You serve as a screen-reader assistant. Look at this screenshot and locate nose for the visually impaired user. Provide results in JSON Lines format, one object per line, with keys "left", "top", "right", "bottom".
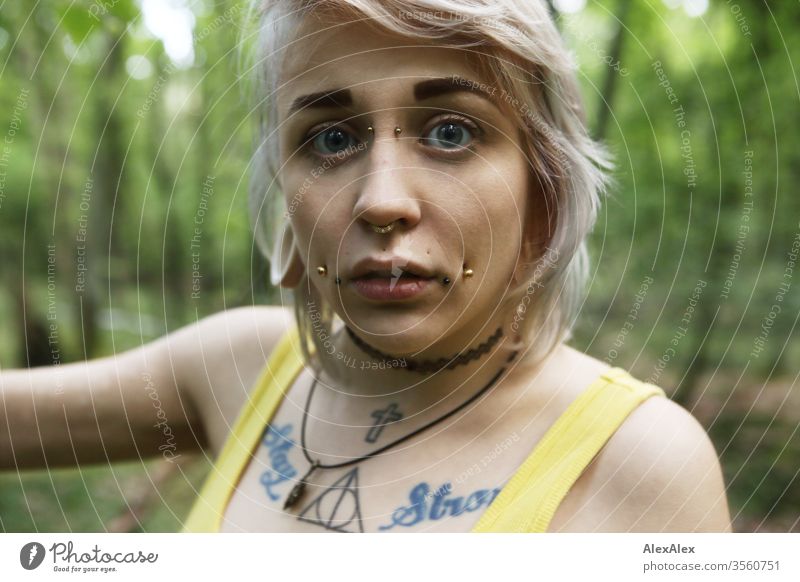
{"left": 351, "top": 140, "right": 422, "bottom": 231}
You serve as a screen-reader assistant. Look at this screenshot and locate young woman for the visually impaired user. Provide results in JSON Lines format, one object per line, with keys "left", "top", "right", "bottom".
{"left": 0, "top": 0, "right": 731, "bottom": 533}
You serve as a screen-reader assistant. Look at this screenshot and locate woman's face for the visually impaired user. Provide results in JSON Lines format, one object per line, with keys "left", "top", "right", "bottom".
{"left": 277, "top": 16, "right": 535, "bottom": 354}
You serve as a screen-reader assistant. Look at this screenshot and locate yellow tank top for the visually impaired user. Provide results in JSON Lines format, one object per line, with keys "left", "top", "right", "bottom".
{"left": 183, "top": 325, "right": 666, "bottom": 533}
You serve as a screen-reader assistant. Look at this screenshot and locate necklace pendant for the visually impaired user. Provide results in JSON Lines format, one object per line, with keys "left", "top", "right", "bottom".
{"left": 283, "top": 481, "right": 306, "bottom": 510}
{"left": 283, "top": 460, "right": 320, "bottom": 510}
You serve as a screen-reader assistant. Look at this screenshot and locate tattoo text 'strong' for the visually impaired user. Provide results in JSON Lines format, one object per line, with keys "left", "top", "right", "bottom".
{"left": 259, "top": 423, "right": 298, "bottom": 501}
{"left": 378, "top": 481, "right": 503, "bottom": 530}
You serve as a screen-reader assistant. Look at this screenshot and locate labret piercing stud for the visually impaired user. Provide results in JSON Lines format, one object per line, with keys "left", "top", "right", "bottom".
{"left": 319, "top": 265, "right": 342, "bottom": 285}
{"left": 442, "top": 265, "right": 473, "bottom": 286}
{"left": 394, "top": 126, "right": 402, "bottom": 136}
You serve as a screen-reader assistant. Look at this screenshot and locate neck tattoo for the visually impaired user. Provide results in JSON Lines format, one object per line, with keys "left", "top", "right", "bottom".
{"left": 365, "top": 403, "right": 404, "bottom": 443}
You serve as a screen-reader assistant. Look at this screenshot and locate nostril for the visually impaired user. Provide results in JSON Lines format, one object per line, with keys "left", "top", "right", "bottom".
{"left": 368, "top": 220, "right": 401, "bottom": 234}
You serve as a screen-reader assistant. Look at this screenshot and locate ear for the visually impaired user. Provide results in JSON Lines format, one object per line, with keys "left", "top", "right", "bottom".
{"left": 513, "top": 175, "right": 555, "bottom": 286}
{"left": 270, "top": 221, "right": 305, "bottom": 288}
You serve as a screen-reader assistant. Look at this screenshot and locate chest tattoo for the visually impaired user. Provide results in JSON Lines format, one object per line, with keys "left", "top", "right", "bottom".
{"left": 378, "top": 481, "right": 503, "bottom": 530}
{"left": 296, "top": 467, "right": 365, "bottom": 533}
{"left": 259, "top": 423, "right": 298, "bottom": 501}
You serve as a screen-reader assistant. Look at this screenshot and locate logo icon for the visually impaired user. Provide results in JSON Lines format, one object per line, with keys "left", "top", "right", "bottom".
{"left": 389, "top": 237, "right": 416, "bottom": 291}
{"left": 20, "top": 542, "right": 46, "bottom": 570}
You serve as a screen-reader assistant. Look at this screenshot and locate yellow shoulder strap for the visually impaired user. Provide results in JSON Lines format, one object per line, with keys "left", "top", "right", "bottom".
{"left": 472, "top": 368, "right": 665, "bottom": 533}
{"left": 182, "top": 325, "right": 305, "bottom": 532}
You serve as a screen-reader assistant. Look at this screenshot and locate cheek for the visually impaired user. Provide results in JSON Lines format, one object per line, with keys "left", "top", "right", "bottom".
{"left": 467, "top": 163, "right": 528, "bottom": 250}
{"left": 463, "top": 160, "right": 528, "bottom": 284}
{"left": 284, "top": 174, "right": 353, "bottom": 260}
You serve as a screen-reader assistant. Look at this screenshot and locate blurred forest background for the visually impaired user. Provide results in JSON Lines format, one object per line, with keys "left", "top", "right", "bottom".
{"left": 0, "top": 0, "right": 797, "bottom": 532}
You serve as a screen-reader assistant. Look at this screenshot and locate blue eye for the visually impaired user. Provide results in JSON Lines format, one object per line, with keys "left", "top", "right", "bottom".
{"left": 311, "top": 126, "right": 359, "bottom": 156}
{"left": 423, "top": 121, "right": 474, "bottom": 149}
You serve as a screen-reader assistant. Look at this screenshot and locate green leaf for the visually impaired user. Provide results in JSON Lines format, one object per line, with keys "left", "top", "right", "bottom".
{"left": 58, "top": 4, "right": 99, "bottom": 42}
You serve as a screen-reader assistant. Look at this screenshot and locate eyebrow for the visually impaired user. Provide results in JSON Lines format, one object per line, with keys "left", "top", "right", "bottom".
{"left": 287, "top": 76, "right": 497, "bottom": 115}
{"left": 288, "top": 88, "right": 354, "bottom": 115}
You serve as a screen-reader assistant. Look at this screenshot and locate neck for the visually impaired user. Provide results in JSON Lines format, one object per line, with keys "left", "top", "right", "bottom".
{"left": 321, "top": 312, "right": 522, "bottom": 408}
{"left": 345, "top": 324, "right": 505, "bottom": 374}
{"left": 302, "top": 313, "right": 528, "bottom": 466}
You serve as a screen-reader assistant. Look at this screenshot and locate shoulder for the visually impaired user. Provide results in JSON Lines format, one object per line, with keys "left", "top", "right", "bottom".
{"left": 167, "top": 305, "right": 295, "bottom": 452}
{"left": 594, "top": 383, "right": 732, "bottom": 532}
{"left": 168, "top": 305, "right": 294, "bottom": 373}
{"left": 535, "top": 349, "right": 731, "bottom": 532}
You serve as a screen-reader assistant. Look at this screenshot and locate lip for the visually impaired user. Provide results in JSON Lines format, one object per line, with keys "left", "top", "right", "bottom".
{"left": 351, "top": 276, "right": 434, "bottom": 301}
{"left": 350, "top": 256, "right": 435, "bottom": 279}
{"left": 349, "top": 256, "right": 436, "bottom": 302}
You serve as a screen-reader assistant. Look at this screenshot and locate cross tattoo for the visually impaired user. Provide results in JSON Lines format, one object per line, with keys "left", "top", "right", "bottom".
{"left": 365, "top": 403, "right": 404, "bottom": 443}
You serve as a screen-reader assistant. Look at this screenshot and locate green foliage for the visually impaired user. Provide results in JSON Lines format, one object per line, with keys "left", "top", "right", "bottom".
{"left": 0, "top": 0, "right": 796, "bottom": 532}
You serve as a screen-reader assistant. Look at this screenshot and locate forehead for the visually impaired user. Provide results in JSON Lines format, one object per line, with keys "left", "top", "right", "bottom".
{"left": 278, "top": 16, "right": 490, "bottom": 114}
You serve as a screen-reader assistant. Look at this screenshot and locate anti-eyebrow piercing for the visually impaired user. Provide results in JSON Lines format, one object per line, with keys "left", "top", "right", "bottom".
{"left": 463, "top": 265, "right": 474, "bottom": 279}
{"left": 442, "top": 276, "right": 451, "bottom": 286}
{"left": 317, "top": 265, "right": 328, "bottom": 277}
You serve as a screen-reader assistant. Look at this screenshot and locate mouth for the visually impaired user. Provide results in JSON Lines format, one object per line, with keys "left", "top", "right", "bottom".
{"left": 350, "top": 256, "right": 435, "bottom": 280}
{"left": 350, "top": 275, "right": 434, "bottom": 301}
{"left": 354, "top": 270, "right": 434, "bottom": 281}
{"left": 349, "top": 270, "right": 436, "bottom": 301}
{"left": 347, "top": 256, "right": 439, "bottom": 301}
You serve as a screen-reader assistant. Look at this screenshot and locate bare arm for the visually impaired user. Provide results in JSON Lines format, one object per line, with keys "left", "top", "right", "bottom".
{"left": 0, "top": 305, "right": 293, "bottom": 470}
{"left": 0, "top": 329, "right": 204, "bottom": 470}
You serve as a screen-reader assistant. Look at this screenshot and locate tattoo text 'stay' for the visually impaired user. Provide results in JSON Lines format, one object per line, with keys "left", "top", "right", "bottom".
{"left": 259, "top": 423, "right": 297, "bottom": 501}
{"left": 378, "top": 481, "right": 502, "bottom": 530}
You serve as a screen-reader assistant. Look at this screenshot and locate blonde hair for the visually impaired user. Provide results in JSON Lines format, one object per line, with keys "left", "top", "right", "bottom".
{"left": 245, "top": 0, "right": 612, "bottom": 378}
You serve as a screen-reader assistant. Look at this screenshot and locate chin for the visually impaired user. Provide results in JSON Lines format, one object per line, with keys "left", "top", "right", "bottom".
{"left": 344, "top": 313, "right": 449, "bottom": 354}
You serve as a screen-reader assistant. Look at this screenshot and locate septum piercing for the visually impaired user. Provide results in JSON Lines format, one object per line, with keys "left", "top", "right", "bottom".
{"left": 371, "top": 221, "right": 397, "bottom": 234}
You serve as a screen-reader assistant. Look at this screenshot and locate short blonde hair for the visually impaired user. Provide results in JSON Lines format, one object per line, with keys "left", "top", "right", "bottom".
{"left": 246, "top": 0, "right": 612, "bottom": 377}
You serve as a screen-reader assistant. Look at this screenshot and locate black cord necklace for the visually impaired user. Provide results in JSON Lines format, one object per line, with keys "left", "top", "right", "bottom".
{"left": 283, "top": 348, "right": 520, "bottom": 510}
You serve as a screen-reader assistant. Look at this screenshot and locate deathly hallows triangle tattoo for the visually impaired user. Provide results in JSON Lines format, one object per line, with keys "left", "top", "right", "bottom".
{"left": 297, "top": 467, "right": 365, "bottom": 533}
